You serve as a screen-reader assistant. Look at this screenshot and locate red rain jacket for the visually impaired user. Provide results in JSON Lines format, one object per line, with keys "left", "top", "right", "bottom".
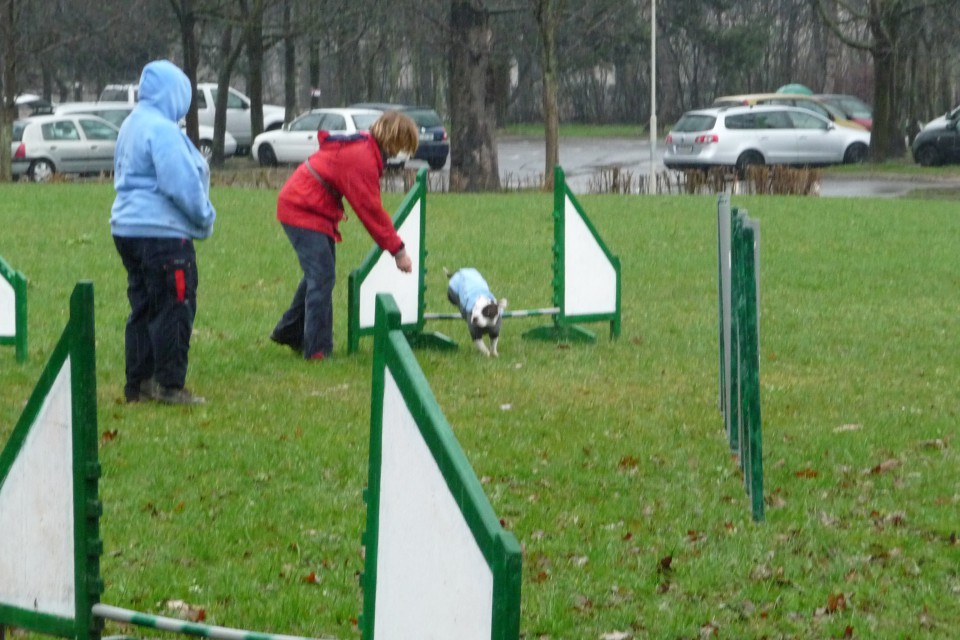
{"left": 276, "top": 131, "right": 404, "bottom": 255}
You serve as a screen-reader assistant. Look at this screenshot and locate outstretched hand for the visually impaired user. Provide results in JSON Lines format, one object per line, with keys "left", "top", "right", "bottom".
{"left": 395, "top": 252, "right": 413, "bottom": 273}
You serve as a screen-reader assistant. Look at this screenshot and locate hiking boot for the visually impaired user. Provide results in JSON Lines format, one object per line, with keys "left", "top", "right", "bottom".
{"left": 125, "top": 378, "right": 159, "bottom": 403}
{"left": 156, "top": 386, "right": 206, "bottom": 405}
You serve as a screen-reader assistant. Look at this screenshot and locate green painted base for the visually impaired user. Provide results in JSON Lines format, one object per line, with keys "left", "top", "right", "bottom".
{"left": 404, "top": 330, "right": 459, "bottom": 351}
{"left": 521, "top": 324, "right": 597, "bottom": 343}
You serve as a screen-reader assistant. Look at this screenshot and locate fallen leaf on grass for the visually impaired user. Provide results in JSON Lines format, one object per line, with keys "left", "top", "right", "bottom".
{"left": 164, "top": 599, "right": 206, "bottom": 622}
{"left": 656, "top": 555, "right": 674, "bottom": 576}
{"left": 833, "top": 423, "right": 862, "bottom": 433}
{"left": 868, "top": 458, "right": 900, "bottom": 474}
{"left": 100, "top": 429, "right": 119, "bottom": 444}
{"left": 572, "top": 594, "right": 593, "bottom": 613}
{"left": 794, "top": 468, "right": 818, "bottom": 478}
{"left": 917, "top": 438, "right": 947, "bottom": 450}
{"left": 699, "top": 621, "right": 719, "bottom": 638}
{"left": 600, "top": 632, "right": 632, "bottom": 640}
{"left": 301, "top": 571, "right": 319, "bottom": 584}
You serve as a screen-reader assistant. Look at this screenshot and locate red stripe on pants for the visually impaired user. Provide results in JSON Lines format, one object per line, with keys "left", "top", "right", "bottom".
{"left": 175, "top": 269, "right": 186, "bottom": 302}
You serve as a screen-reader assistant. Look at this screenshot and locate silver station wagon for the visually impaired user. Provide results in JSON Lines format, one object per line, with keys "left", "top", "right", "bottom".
{"left": 12, "top": 114, "right": 119, "bottom": 182}
{"left": 663, "top": 105, "right": 870, "bottom": 174}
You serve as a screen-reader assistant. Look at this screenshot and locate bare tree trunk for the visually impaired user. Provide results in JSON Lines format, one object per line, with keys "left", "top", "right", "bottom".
{"left": 449, "top": 1, "right": 500, "bottom": 192}
{"left": 1, "top": 0, "right": 18, "bottom": 182}
{"left": 244, "top": 1, "right": 266, "bottom": 143}
{"left": 283, "top": 0, "right": 297, "bottom": 124}
{"left": 213, "top": 23, "right": 244, "bottom": 167}
{"left": 171, "top": 0, "right": 201, "bottom": 146}
{"left": 536, "top": 0, "right": 560, "bottom": 191}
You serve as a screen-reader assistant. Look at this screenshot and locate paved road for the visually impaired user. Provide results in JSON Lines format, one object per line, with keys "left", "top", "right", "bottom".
{"left": 420, "top": 136, "right": 955, "bottom": 197}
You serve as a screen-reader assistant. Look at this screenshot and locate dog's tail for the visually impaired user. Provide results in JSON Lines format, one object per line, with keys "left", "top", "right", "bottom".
{"left": 442, "top": 266, "right": 453, "bottom": 279}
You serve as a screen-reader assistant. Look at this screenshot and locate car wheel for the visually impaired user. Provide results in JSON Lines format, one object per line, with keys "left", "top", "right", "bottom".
{"left": 29, "top": 159, "right": 55, "bottom": 182}
{"left": 199, "top": 140, "right": 214, "bottom": 162}
{"left": 257, "top": 145, "right": 278, "bottom": 167}
{"left": 914, "top": 144, "right": 940, "bottom": 167}
{"left": 735, "top": 151, "right": 763, "bottom": 177}
{"left": 843, "top": 142, "right": 868, "bottom": 164}
{"left": 428, "top": 157, "right": 447, "bottom": 170}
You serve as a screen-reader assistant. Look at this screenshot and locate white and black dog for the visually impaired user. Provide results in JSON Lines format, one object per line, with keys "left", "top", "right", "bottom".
{"left": 445, "top": 267, "right": 507, "bottom": 357}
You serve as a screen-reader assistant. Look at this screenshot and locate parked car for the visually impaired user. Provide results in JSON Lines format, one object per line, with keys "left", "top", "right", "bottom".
{"left": 712, "top": 93, "right": 867, "bottom": 130}
{"left": 54, "top": 101, "right": 237, "bottom": 160}
{"left": 815, "top": 94, "right": 873, "bottom": 130}
{"left": 911, "top": 106, "right": 960, "bottom": 166}
{"left": 350, "top": 103, "right": 450, "bottom": 169}
{"left": 663, "top": 105, "right": 870, "bottom": 174}
{"left": 251, "top": 107, "right": 382, "bottom": 166}
{"left": 12, "top": 114, "right": 119, "bottom": 182}
{"left": 99, "top": 82, "right": 285, "bottom": 154}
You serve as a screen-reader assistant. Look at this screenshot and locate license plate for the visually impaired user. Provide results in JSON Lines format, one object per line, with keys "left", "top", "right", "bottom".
{"left": 419, "top": 133, "right": 435, "bottom": 142}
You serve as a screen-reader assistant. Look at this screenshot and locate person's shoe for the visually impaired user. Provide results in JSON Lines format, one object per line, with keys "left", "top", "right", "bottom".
{"left": 307, "top": 352, "right": 325, "bottom": 361}
{"left": 156, "top": 386, "right": 206, "bottom": 405}
{"left": 125, "top": 378, "right": 159, "bottom": 403}
{"left": 270, "top": 330, "right": 303, "bottom": 354}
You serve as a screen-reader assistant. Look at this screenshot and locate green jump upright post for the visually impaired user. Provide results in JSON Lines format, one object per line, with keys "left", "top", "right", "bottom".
{"left": 524, "top": 165, "right": 621, "bottom": 343}
{"left": 737, "top": 222, "right": 764, "bottom": 522}
{"left": 0, "top": 282, "right": 103, "bottom": 640}
{"left": 347, "top": 167, "right": 456, "bottom": 354}
{"left": 729, "top": 210, "right": 764, "bottom": 522}
{"left": 361, "top": 293, "right": 522, "bottom": 639}
{"left": 0, "top": 256, "right": 28, "bottom": 363}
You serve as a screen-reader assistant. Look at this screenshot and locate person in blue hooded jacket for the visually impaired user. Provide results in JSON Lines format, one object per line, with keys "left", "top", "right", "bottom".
{"left": 111, "top": 59, "right": 216, "bottom": 405}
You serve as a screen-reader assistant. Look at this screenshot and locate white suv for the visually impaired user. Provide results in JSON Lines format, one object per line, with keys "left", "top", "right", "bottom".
{"left": 663, "top": 105, "right": 870, "bottom": 174}
{"left": 99, "top": 83, "right": 285, "bottom": 154}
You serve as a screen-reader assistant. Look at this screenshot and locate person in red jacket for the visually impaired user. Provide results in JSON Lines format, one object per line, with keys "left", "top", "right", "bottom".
{"left": 270, "top": 110, "right": 417, "bottom": 360}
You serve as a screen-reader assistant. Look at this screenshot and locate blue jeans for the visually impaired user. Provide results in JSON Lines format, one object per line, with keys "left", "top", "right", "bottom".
{"left": 273, "top": 225, "right": 336, "bottom": 358}
{"left": 113, "top": 236, "right": 198, "bottom": 398}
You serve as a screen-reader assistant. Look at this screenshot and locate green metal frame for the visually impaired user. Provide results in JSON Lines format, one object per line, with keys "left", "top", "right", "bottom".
{"left": 347, "top": 168, "right": 455, "bottom": 354}
{"left": 361, "top": 294, "right": 522, "bottom": 640}
{"left": 719, "top": 200, "right": 765, "bottom": 523}
{"left": 0, "top": 256, "right": 28, "bottom": 363}
{"left": 523, "top": 165, "right": 622, "bottom": 343}
{"left": 0, "top": 282, "right": 103, "bottom": 639}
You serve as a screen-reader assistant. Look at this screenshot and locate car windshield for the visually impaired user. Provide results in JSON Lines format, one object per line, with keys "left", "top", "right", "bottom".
{"left": 353, "top": 113, "right": 379, "bottom": 130}
{"left": 404, "top": 109, "right": 443, "bottom": 128}
{"left": 290, "top": 113, "right": 323, "bottom": 131}
{"left": 672, "top": 114, "right": 716, "bottom": 132}
{"left": 826, "top": 96, "right": 872, "bottom": 118}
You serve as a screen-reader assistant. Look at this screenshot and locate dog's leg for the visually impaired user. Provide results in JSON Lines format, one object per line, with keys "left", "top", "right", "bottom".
{"left": 473, "top": 339, "right": 491, "bottom": 357}
{"left": 490, "top": 336, "right": 499, "bottom": 357}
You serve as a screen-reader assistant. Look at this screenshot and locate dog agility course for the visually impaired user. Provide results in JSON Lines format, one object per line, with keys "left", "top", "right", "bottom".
{"left": 0, "top": 283, "right": 521, "bottom": 640}
{"left": 346, "top": 166, "right": 621, "bottom": 354}
{"left": 0, "top": 255, "right": 28, "bottom": 363}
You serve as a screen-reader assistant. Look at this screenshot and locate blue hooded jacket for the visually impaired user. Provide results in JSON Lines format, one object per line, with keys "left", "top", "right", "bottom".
{"left": 448, "top": 268, "right": 496, "bottom": 316}
{"left": 111, "top": 60, "right": 216, "bottom": 239}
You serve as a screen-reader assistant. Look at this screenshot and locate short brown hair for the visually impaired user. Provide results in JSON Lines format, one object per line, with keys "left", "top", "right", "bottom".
{"left": 369, "top": 111, "right": 419, "bottom": 158}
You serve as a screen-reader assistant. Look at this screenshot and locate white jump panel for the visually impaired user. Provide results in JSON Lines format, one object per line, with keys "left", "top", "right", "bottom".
{"left": 0, "top": 359, "right": 76, "bottom": 617}
{"left": 0, "top": 275, "right": 14, "bottom": 337}
{"left": 374, "top": 370, "right": 493, "bottom": 640}
{"left": 358, "top": 201, "right": 422, "bottom": 330}
{"left": 563, "top": 195, "right": 617, "bottom": 316}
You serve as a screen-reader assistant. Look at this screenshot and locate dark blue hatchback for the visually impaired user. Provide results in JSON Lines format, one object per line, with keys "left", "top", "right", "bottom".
{"left": 350, "top": 103, "right": 449, "bottom": 169}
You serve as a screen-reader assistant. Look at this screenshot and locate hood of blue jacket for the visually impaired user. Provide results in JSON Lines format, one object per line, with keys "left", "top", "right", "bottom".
{"left": 139, "top": 60, "right": 191, "bottom": 123}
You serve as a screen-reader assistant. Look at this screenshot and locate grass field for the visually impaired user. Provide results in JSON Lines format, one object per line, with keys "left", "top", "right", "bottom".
{"left": 1, "top": 183, "right": 959, "bottom": 640}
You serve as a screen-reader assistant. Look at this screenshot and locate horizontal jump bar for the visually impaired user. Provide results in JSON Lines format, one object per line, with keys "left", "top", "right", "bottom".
{"left": 93, "top": 604, "right": 333, "bottom": 640}
{"left": 423, "top": 307, "right": 560, "bottom": 320}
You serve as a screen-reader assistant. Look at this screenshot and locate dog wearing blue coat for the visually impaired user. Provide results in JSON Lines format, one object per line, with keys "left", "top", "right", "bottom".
{"left": 444, "top": 267, "right": 507, "bottom": 357}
